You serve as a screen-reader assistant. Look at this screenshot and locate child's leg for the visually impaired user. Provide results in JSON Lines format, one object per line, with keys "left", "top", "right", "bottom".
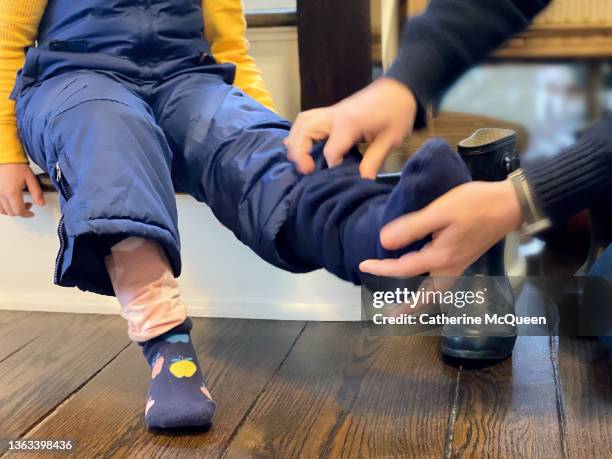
{"left": 278, "top": 138, "right": 471, "bottom": 283}
{"left": 105, "top": 237, "right": 215, "bottom": 429}
{"left": 105, "top": 237, "right": 187, "bottom": 342}
{"left": 153, "top": 74, "right": 470, "bottom": 284}
{"left": 17, "top": 72, "right": 212, "bottom": 429}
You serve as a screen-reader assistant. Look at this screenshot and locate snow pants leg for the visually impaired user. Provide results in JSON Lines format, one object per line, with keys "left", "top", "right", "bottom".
{"left": 16, "top": 71, "right": 181, "bottom": 295}
{"left": 152, "top": 74, "right": 416, "bottom": 283}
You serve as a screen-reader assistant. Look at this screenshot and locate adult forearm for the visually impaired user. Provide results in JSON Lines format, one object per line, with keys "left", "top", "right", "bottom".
{"left": 387, "top": 0, "right": 550, "bottom": 126}
{"left": 523, "top": 114, "right": 612, "bottom": 225}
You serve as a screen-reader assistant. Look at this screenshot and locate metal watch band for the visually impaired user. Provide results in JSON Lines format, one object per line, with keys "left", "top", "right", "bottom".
{"left": 508, "top": 168, "right": 551, "bottom": 239}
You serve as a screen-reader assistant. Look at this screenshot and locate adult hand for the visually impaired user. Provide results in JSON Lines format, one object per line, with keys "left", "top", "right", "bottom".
{"left": 284, "top": 77, "right": 418, "bottom": 179}
{"left": 360, "top": 180, "right": 524, "bottom": 277}
{"left": 0, "top": 163, "right": 46, "bottom": 218}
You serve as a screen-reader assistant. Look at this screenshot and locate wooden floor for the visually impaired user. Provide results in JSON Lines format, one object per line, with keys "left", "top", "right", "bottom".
{"left": 0, "top": 310, "right": 610, "bottom": 459}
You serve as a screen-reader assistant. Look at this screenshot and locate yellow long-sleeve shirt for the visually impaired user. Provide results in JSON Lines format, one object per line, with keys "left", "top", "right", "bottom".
{"left": 0, "top": 0, "right": 275, "bottom": 165}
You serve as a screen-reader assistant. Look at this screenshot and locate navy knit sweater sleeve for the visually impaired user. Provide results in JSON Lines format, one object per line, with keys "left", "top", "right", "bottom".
{"left": 523, "top": 114, "right": 612, "bottom": 224}
{"left": 387, "top": 0, "right": 550, "bottom": 126}
{"left": 386, "top": 0, "right": 612, "bottom": 224}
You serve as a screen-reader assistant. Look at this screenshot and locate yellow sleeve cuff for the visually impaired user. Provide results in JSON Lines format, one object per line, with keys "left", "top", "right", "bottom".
{"left": 202, "top": 0, "right": 276, "bottom": 112}
{"left": 0, "top": 123, "right": 28, "bottom": 164}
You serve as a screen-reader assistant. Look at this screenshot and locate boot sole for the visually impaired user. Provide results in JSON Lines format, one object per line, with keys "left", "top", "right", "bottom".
{"left": 441, "top": 335, "right": 517, "bottom": 360}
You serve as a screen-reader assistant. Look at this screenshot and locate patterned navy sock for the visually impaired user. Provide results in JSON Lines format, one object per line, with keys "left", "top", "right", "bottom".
{"left": 140, "top": 318, "right": 215, "bottom": 429}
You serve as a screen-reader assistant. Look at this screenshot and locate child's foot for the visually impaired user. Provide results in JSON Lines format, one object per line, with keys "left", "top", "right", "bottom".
{"left": 377, "top": 138, "right": 472, "bottom": 259}
{"left": 140, "top": 318, "right": 216, "bottom": 429}
{"left": 342, "top": 138, "right": 472, "bottom": 280}
{"left": 276, "top": 138, "right": 471, "bottom": 284}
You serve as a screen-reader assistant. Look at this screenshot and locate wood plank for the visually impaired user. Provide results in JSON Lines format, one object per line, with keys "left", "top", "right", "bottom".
{"left": 17, "top": 319, "right": 305, "bottom": 459}
{"left": 225, "top": 322, "right": 457, "bottom": 458}
{"left": 0, "top": 313, "right": 129, "bottom": 453}
{"left": 557, "top": 337, "right": 612, "bottom": 458}
{"left": 296, "top": 0, "right": 372, "bottom": 110}
{"left": 449, "top": 336, "right": 563, "bottom": 458}
{"left": 246, "top": 10, "right": 297, "bottom": 28}
{"left": 0, "top": 311, "right": 55, "bottom": 362}
{"left": 0, "top": 311, "right": 98, "bottom": 362}
{"left": 405, "top": 1, "right": 612, "bottom": 59}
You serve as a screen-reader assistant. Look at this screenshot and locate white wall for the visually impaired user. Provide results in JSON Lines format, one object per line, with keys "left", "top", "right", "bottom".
{"left": 247, "top": 26, "right": 301, "bottom": 120}
{"left": 244, "top": 0, "right": 296, "bottom": 13}
{"left": 0, "top": 194, "right": 361, "bottom": 320}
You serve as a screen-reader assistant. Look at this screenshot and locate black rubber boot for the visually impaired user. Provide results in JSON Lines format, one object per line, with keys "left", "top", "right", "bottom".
{"left": 441, "top": 128, "right": 520, "bottom": 360}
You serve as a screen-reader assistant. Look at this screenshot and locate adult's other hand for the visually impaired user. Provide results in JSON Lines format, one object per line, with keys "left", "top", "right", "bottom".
{"left": 284, "top": 77, "right": 417, "bottom": 179}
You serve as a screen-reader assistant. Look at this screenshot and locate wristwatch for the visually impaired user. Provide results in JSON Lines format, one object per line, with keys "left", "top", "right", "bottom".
{"left": 508, "top": 168, "right": 551, "bottom": 239}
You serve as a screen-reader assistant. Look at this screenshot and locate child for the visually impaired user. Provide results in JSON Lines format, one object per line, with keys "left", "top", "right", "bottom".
{"left": 0, "top": 0, "right": 470, "bottom": 429}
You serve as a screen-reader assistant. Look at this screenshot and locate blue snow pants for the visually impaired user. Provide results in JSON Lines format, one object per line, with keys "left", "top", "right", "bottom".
{"left": 15, "top": 70, "right": 399, "bottom": 295}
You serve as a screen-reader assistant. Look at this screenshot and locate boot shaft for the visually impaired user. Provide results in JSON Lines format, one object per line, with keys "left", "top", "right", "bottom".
{"left": 458, "top": 128, "right": 520, "bottom": 182}
{"left": 458, "top": 128, "right": 520, "bottom": 276}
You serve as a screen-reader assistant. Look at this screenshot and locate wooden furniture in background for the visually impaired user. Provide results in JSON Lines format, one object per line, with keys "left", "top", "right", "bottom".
{"left": 404, "top": 0, "right": 612, "bottom": 119}
{"left": 245, "top": 9, "right": 296, "bottom": 29}
{"left": 496, "top": 1, "right": 612, "bottom": 59}
{"left": 296, "top": 0, "right": 612, "bottom": 113}
{"left": 374, "top": 111, "right": 529, "bottom": 173}
{"left": 296, "top": 0, "right": 373, "bottom": 110}
{"left": 405, "top": 0, "right": 612, "bottom": 59}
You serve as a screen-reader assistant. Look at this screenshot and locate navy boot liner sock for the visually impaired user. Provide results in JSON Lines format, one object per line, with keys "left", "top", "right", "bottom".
{"left": 140, "top": 318, "right": 216, "bottom": 429}
{"left": 279, "top": 139, "right": 472, "bottom": 284}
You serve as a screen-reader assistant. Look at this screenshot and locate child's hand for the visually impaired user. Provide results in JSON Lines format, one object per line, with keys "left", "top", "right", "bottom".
{"left": 0, "top": 163, "right": 46, "bottom": 218}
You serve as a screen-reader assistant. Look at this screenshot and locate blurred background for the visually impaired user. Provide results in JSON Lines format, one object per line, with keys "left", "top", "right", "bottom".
{"left": 244, "top": 0, "right": 612, "bottom": 164}
{"left": 442, "top": 62, "right": 593, "bottom": 161}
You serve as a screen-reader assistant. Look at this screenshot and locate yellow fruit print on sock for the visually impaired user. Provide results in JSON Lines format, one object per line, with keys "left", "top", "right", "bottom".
{"left": 169, "top": 357, "right": 197, "bottom": 378}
